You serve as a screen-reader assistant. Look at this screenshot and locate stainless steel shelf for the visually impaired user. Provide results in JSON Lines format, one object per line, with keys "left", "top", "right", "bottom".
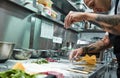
{"left": 3, "top": 0, "right": 78, "bottom": 33}
{"left": 79, "top": 29, "right": 105, "bottom": 33}
{"left": 1, "top": 0, "right": 103, "bottom": 33}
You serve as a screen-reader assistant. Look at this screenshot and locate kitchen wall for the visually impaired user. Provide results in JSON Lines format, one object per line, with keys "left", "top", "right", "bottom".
{"left": 0, "top": 7, "right": 103, "bottom": 50}
{"left": 53, "top": 24, "right": 78, "bottom": 50}
{"left": 0, "top": 0, "right": 81, "bottom": 50}
{"left": 33, "top": 18, "right": 53, "bottom": 50}
{"left": 0, "top": 5, "right": 32, "bottom": 49}
{"left": 0, "top": 5, "right": 78, "bottom": 50}
{"left": 33, "top": 18, "right": 78, "bottom": 50}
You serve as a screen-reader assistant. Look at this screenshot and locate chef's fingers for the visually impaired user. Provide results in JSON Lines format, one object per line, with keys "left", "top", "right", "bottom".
{"left": 74, "top": 51, "right": 81, "bottom": 59}
{"left": 69, "top": 51, "right": 73, "bottom": 60}
{"left": 66, "top": 11, "right": 74, "bottom": 28}
{"left": 64, "top": 14, "right": 70, "bottom": 28}
{"left": 64, "top": 11, "right": 73, "bottom": 28}
{"left": 69, "top": 50, "right": 76, "bottom": 60}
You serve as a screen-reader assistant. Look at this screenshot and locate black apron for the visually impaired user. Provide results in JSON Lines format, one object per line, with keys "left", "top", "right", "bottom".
{"left": 109, "top": 0, "right": 120, "bottom": 78}
{"left": 109, "top": 33, "right": 120, "bottom": 61}
{"left": 109, "top": 0, "right": 120, "bottom": 61}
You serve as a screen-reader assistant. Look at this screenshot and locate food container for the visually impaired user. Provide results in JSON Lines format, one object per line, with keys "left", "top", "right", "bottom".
{"left": 12, "top": 49, "right": 32, "bottom": 60}
{"left": 37, "top": 0, "right": 53, "bottom": 8}
{"left": 43, "top": 7, "right": 52, "bottom": 16}
{"left": 0, "top": 41, "right": 15, "bottom": 63}
{"left": 37, "top": 3, "right": 44, "bottom": 13}
{"left": 51, "top": 10, "right": 58, "bottom": 19}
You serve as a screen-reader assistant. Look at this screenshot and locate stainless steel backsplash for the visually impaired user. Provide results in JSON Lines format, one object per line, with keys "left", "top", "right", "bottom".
{"left": 0, "top": 1, "right": 78, "bottom": 50}
{"left": 0, "top": 7, "right": 31, "bottom": 49}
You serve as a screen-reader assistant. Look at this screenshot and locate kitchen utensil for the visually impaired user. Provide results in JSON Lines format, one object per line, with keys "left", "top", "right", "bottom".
{"left": 67, "top": 68, "right": 89, "bottom": 74}
{"left": 12, "top": 49, "right": 32, "bottom": 60}
{"left": 0, "top": 41, "right": 15, "bottom": 63}
{"left": 67, "top": 66, "right": 94, "bottom": 74}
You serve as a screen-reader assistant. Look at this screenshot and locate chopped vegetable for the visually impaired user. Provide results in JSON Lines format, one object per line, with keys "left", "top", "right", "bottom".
{"left": 0, "top": 69, "right": 36, "bottom": 78}
{"left": 32, "top": 58, "right": 48, "bottom": 64}
{"left": 12, "top": 62, "right": 25, "bottom": 71}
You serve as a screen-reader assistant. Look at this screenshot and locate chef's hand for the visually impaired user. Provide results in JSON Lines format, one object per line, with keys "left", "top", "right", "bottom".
{"left": 69, "top": 48, "right": 83, "bottom": 60}
{"left": 64, "top": 11, "right": 86, "bottom": 29}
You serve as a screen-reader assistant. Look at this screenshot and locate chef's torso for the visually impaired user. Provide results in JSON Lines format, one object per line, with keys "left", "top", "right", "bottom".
{"left": 109, "top": 0, "right": 120, "bottom": 60}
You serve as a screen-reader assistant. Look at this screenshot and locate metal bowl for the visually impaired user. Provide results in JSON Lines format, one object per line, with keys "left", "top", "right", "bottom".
{"left": 39, "top": 50, "right": 51, "bottom": 58}
{"left": 25, "top": 49, "right": 40, "bottom": 58}
{"left": 0, "top": 41, "right": 15, "bottom": 63}
{"left": 12, "top": 49, "right": 32, "bottom": 60}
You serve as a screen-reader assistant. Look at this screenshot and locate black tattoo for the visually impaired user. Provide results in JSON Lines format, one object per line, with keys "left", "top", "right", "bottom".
{"left": 83, "top": 45, "right": 105, "bottom": 54}
{"left": 83, "top": 46, "right": 97, "bottom": 54}
{"left": 89, "top": 20, "right": 117, "bottom": 33}
{"left": 96, "top": 15, "right": 120, "bottom": 26}
{"left": 88, "top": 47, "right": 96, "bottom": 51}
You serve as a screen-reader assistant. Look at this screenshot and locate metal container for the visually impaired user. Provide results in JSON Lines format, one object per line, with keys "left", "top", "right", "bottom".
{"left": 26, "top": 49, "right": 40, "bottom": 58}
{"left": 12, "top": 49, "right": 32, "bottom": 60}
{"left": 39, "top": 50, "right": 51, "bottom": 58}
{"left": 0, "top": 41, "right": 15, "bottom": 63}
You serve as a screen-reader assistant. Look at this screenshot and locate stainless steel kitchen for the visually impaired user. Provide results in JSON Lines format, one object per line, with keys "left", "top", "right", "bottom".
{"left": 0, "top": 0, "right": 119, "bottom": 78}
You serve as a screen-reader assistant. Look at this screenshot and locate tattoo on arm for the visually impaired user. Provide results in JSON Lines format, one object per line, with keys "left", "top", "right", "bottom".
{"left": 96, "top": 15, "right": 120, "bottom": 26}
{"left": 88, "top": 21, "right": 105, "bottom": 29}
{"left": 82, "top": 43, "right": 105, "bottom": 54}
{"left": 89, "top": 20, "right": 118, "bottom": 32}
{"left": 82, "top": 39, "right": 112, "bottom": 54}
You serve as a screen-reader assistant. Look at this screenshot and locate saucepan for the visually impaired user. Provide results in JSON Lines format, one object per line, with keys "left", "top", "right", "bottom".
{"left": 0, "top": 41, "right": 15, "bottom": 63}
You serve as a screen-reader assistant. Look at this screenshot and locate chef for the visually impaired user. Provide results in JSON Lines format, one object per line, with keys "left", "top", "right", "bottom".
{"left": 64, "top": 0, "right": 120, "bottom": 78}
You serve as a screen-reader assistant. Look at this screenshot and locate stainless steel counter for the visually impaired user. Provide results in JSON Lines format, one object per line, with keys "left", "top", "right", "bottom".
{"left": 0, "top": 59, "right": 107, "bottom": 78}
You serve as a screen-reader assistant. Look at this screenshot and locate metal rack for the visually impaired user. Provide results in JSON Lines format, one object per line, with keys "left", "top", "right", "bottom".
{"left": 103, "top": 48, "right": 117, "bottom": 78}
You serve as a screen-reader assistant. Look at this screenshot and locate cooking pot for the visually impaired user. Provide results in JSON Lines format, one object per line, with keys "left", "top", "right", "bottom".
{"left": 0, "top": 41, "right": 15, "bottom": 63}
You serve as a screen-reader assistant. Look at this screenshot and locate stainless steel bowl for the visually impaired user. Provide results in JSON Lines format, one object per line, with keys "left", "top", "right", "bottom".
{"left": 23, "top": 49, "right": 40, "bottom": 58}
{"left": 12, "top": 49, "right": 32, "bottom": 60}
{"left": 30, "top": 49, "right": 40, "bottom": 58}
{"left": 0, "top": 41, "right": 15, "bottom": 63}
{"left": 39, "top": 50, "right": 51, "bottom": 58}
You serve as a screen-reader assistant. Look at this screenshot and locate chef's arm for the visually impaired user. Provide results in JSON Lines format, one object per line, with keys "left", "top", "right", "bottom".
{"left": 82, "top": 35, "right": 112, "bottom": 54}
{"left": 85, "top": 13, "right": 120, "bottom": 35}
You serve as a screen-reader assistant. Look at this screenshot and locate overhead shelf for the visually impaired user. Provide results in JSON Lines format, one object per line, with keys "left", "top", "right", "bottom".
{"left": 1, "top": 0, "right": 35, "bottom": 13}
{"left": 79, "top": 29, "right": 105, "bottom": 33}
{"left": 0, "top": 0, "right": 78, "bottom": 33}
{"left": 1, "top": 0, "right": 104, "bottom": 33}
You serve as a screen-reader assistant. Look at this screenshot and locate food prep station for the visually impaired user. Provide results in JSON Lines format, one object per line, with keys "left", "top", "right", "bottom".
{"left": 0, "top": 0, "right": 117, "bottom": 78}
{"left": 0, "top": 58, "right": 107, "bottom": 78}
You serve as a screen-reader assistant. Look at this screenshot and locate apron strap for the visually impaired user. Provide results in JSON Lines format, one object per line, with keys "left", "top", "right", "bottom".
{"left": 115, "top": 0, "right": 119, "bottom": 14}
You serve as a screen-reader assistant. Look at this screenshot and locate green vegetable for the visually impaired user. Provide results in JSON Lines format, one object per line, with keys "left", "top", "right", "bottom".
{"left": 32, "top": 58, "right": 48, "bottom": 64}
{"left": 0, "top": 69, "right": 36, "bottom": 78}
